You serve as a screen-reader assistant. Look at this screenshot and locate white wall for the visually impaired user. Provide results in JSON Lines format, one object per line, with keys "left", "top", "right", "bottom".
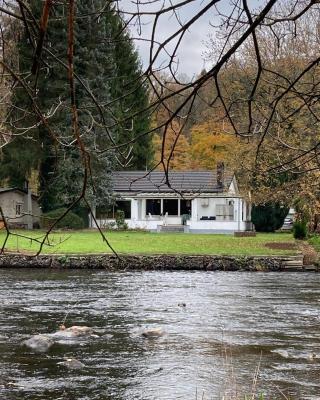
{"left": 0, "top": 191, "right": 24, "bottom": 222}
{"left": 187, "top": 220, "right": 247, "bottom": 232}
{"left": 196, "top": 197, "right": 236, "bottom": 220}
{"left": 0, "top": 191, "right": 41, "bottom": 227}
{"left": 92, "top": 195, "right": 249, "bottom": 232}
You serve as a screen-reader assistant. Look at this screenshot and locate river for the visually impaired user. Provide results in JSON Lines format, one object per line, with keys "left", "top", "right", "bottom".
{"left": 0, "top": 269, "right": 319, "bottom": 400}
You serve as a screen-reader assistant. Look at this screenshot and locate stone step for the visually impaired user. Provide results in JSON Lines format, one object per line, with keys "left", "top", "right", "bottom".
{"left": 160, "top": 225, "right": 185, "bottom": 233}
{"left": 285, "top": 261, "right": 304, "bottom": 265}
{"left": 282, "top": 254, "right": 304, "bottom": 270}
{"left": 280, "top": 256, "right": 304, "bottom": 260}
{"left": 303, "top": 265, "right": 318, "bottom": 271}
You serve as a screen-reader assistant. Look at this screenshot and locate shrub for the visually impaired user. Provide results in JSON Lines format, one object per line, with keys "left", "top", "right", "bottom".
{"left": 252, "top": 203, "right": 288, "bottom": 232}
{"left": 41, "top": 208, "right": 85, "bottom": 230}
{"left": 293, "top": 220, "right": 307, "bottom": 240}
{"left": 101, "top": 221, "right": 116, "bottom": 230}
{"left": 115, "top": 210, "right": 128, "bottom": 230}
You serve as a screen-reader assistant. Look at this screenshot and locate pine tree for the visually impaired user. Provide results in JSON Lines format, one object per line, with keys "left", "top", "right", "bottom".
{"left": 51, "top": 0, "right": 115, "bottom": 208}
{"left": 107, "top": 7, "right": 152, "bottom": 169}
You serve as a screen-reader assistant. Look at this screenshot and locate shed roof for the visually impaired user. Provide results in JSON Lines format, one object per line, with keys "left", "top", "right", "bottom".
{"left": 112, "top": 171, "right": 234, "bottom": 193}
{"left": 0, "top": 187, "right": 38, "bottom": 199}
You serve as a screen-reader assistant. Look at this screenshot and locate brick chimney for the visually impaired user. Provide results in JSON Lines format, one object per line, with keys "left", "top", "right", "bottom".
{"left": 217, "top": 162, "right": 224, "bottom": 189}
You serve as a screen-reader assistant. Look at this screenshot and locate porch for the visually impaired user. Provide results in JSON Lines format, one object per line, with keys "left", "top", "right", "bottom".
{"left": 92, "top": 195, "right": 251, "bottom": 233}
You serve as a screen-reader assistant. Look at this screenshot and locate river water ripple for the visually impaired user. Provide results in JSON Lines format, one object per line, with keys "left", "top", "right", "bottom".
{"left": 0, "top": 269, "right": 319, "bottom": 400}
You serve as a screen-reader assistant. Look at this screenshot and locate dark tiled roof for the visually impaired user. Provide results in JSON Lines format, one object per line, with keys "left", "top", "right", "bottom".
{"left": 112, "top": 171, "right": 233, "bottom": 193}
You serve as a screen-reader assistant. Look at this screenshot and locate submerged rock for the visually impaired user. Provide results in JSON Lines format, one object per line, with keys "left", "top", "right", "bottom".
{"left": 49, "top": 325, "right": 94, "bottom": 340}
{"left": 23, "top": 326, "right": 97, "bottom": 353}
{"left": 60, "top": 325, "right": 93, "bottom": 336}
{"left": 23, "top": 334, "right": 53, "bottom": 353}
{"left": 58, "top": 358, "right": 85, "bottom": 370}
{"left": 271, "top": 349, "right": 289, "bottom": 358}
{"left": 142, "top": 328, "right": 164, "bottom": 338}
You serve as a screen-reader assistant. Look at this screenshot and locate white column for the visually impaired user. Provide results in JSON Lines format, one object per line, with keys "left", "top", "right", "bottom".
{"left": 141, "top": 199, "right": 146, "bottom": 219}
{"left": 25, "top": 188, "right": 33, "bottom": 230}
{"left": 248, "top": 202, "right": 252, "bottom": 221}
{"left": 89, "top": 203, "right": 97, "bottom": 228}
{"left": 191, "top": 198, "right": 198, "bottom": 221}
{"left": 178, "top": 199, "right": 181, "bottom": 216}
{"left": 238, "top": 198, "right": 241, "bottom": 231}
{"left": 131, "top": 199, "right": 138, "bottom": 221}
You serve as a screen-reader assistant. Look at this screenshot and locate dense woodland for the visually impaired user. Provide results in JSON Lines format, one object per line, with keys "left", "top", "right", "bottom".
{"left": 0, "top": 0, "right": 152, "bottom": 212}
{"left": 0, "top": 1, "right": 319, "bottom": 234}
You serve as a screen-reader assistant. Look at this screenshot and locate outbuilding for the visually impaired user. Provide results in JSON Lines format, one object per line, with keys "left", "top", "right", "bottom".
{"left": 0, "top": 186, "right": 41, "bottom": 229}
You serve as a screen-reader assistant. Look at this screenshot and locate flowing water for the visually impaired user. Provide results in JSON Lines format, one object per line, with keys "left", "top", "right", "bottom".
{"left": 0, "top": 269, "right": 319, "bottom": 400}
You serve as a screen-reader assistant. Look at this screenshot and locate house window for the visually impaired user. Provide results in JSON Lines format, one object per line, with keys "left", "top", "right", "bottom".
{"left": 115, "top": 200, "right": 131, "bottom": 219}
{"left": 16, "top": 203, "right": 23, "bottom": 216}
{"left": 180, "top": 200, "right": 191, "bottom": 216}
{"left": 146, "top": 199, "right": 161, "bottom": 216}
{"left": 96, "top": 200, "right": 131, "bottom": 219}
{"left": 96, "top": 205, "right": 113, "bottom": 219}
{"left": 216, "top": 204, "right": 234, "bottom": 221}
{"left": 163, "top": 199, "right": 178, "bottom": 216}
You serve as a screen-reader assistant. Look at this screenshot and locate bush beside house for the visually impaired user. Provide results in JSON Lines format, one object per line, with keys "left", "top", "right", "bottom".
{"left": 41, "top": 208, "right": 85, "bottom": 229}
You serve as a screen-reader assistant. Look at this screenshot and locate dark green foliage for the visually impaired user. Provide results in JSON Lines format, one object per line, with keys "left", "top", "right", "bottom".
{"left": 115, "top": 210, "right": 128, "bottom": 230}
{"left": 1, "top": 0, "right": 69, "bottom": 202}
{"left": 106, "top": 6, "right": 152, "bottom": 169}
{"left": 293, "top": 220, "right": 307, "bottom": 239}
{"left": 1, "top": 0, "right": 150, "bottom": 211}
{"left": 73, "top": 205, "right": 89, "bottom": 228}
{"left": 41, "top": 208, "right": 85, "bottom": 230}
{"left": 252, "top": 203, "right": 288, "bottom": 232}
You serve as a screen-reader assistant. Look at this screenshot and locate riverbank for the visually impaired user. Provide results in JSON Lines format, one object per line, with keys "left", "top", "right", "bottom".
{"left": 0, "top": 253, "right": 317, "bottom": 271}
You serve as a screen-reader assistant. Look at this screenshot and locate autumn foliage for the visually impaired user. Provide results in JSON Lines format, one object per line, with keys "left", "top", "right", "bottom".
{"left": 152, "top": 119, "right": 242, "bottom": 172}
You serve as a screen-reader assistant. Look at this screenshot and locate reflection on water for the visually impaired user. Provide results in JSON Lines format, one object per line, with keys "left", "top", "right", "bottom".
{"left": 0, "top": 269, "right": 319, "bottom": 400}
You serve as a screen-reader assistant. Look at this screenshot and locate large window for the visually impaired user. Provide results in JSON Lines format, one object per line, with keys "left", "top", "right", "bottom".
{"left": 97, "top": 200, "right": 131, "bottom": 219}
{"left": 115, "top": 201, "right": 131, "bottom": 219}
{"left": 146, "top": 199, "right": 161, "bottom": 216}
{"left": 96, "top": 205, "right": 113, "bottom": 219}
{"left": 216, "top": 203, "right": 234, "bottom": 221}
{"left": 163, "top": 199, "right": 178, "bottom": 216}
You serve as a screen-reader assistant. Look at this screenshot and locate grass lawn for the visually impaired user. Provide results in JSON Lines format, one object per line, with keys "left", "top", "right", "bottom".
{"left": 309, "top": 235, "right": 320, "bottom": 254}
{"left": 0, "top": 230, "right": 298, "bottom": 256}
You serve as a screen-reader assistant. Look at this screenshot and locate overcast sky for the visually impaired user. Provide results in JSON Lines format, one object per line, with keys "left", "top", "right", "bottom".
{"left": 120, "top": 0, "right": 263, "bottom": 78}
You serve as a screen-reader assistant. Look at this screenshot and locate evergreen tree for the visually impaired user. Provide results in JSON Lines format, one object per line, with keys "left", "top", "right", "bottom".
{"left": 0, "top": 0, "right": 69, "bottom": 208}
{"left": 51, "top": 0, "right": 115, "bottom": 208}
{"left": 1, "top": 1, "right": 150, "bottom": 211}
{"left": 107, "top": 7, "right": 152, "bottom": 169}
{"left": 252, "top": 203, "right": 288, "bottom": 232}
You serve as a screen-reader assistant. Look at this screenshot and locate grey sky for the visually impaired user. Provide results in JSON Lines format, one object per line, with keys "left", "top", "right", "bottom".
{"left": 120, "top": 0, "right": 263, "bottom": 77}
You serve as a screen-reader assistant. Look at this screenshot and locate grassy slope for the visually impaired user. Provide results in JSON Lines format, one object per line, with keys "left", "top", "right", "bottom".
{"left": 0, "top": 230, "right": 297, "bottom": 256}
{"left": 309, "top": 235, "right": 320, "bottom": 253}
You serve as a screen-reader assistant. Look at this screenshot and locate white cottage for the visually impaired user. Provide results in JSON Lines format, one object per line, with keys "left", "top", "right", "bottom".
{"left": 91, "top": 170, "right": 253, "bottom": 233}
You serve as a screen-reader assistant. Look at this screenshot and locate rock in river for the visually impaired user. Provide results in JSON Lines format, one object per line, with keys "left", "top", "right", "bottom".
{"left": 142, "top": 328, "right": 164, "bottom": 338}
{"left": 58, "top": 358, "right": 85, "bottom": 370}
{"left": 49, "top": 325, "right": 95, "bottom": 340}
{"left": 23, "top": 334, "right": 53, "bottom": 353}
